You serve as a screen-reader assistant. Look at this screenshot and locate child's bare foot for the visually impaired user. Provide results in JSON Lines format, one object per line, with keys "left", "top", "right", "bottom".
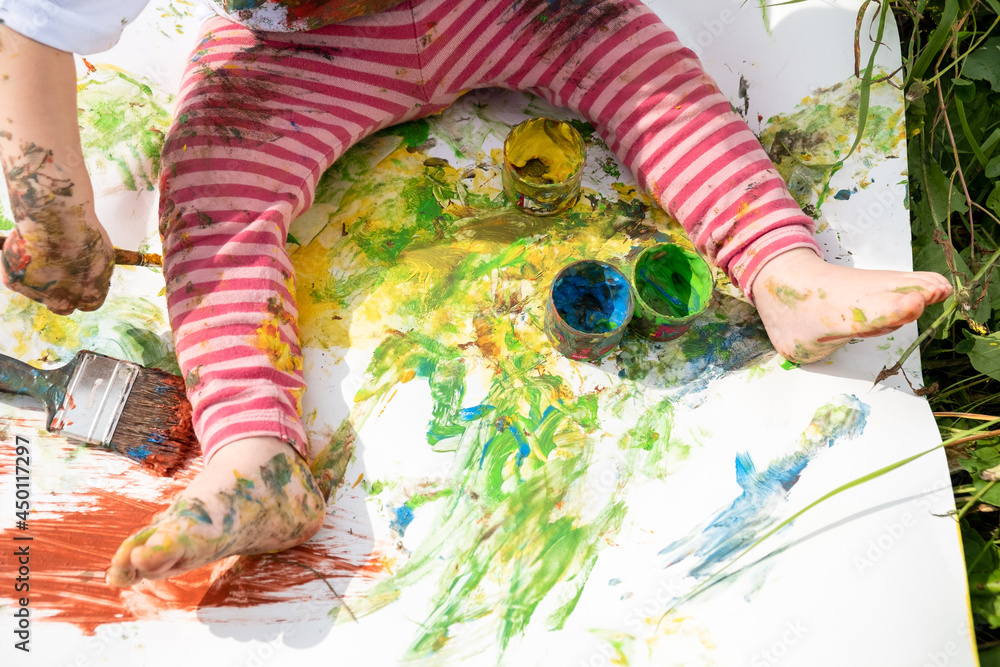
{"left": 752, "top": 248, "right": 953, "bottom": 364}
{"left": 107, "top": 436, "right": 325, "bottom": 587}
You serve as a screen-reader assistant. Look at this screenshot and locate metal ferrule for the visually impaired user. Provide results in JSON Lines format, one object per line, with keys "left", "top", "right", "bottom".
{"left": 49, "top": 352, "right": 139, "bottom": 446}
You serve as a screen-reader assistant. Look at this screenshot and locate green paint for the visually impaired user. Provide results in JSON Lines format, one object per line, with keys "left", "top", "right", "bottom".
{"left": 0, "top": 208, "right": 13, "bottom": 232}
{"left": 852, "top": 307, "right": 867, "bottom": 323}
{"left": 381, "top": 118, "right": 430, "bottom": 149}
{"left": 261, "top": 452, "right": 293, "bottom": 492}
{"left": 758, "top": 71, "right": 904, "bottom": 215}
{"left": 403, "top": 489, "right": 452, "bottom": 510}
{"left": 77, "top": 70, "right": 173, "bottom": 191}
{"left": 2, "top": 290, "right": 179, "bottom": 373}
{"left": 780, "top": 359, "right": 801, "bottom": 370}
{"left": 893, "top": 285, "right": 927, "bottom": 294}
{"left": 768, "top": 283, "right": 810, "bottom": 309}
{"left": 294, "top": 103, "right": 773, "bottom": 656}
{"left": 632, "top": 244, "right": 713, "bottom": 319}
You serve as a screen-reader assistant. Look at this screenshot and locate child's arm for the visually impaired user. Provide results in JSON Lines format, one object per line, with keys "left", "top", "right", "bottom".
{"left": 0, "top": 24, "right": 115, "bottom": 315}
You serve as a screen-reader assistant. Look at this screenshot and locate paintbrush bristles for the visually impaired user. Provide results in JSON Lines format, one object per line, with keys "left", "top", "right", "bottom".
{"left": 110, "top": 368, "right": 197, "bottom": 475}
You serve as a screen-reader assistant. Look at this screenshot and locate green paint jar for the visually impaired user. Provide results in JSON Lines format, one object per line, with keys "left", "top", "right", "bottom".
{"left": 502, "top": 118, "right": 586, "bottom": 216}
{"left": 629, "top": 244, "right": 714, "bottom": 341}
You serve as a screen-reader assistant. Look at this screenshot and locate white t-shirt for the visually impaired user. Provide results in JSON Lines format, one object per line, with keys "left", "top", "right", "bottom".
{"left": 0, "top": 0, "right": 406, "bottom": 55}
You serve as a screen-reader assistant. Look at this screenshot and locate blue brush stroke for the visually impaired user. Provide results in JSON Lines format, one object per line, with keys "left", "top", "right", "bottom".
{"left": 462, "top": 405, "right": 495, "bottom": 421}
{"left": 479, "top": 434, "right": 496, "bottom": 470}
{"left": 637, "top": 266, "right": 687, "bottom": 311}
{"left": 390, "top": 504, "right": 415, "bottom": 537}
{"left": 510, "top": 426, "right": 532, "bottom": 467}
{"left": 659, "top": 394, "right": 871, "bottom": 577}
{"left": 834, "top": 188, "right": 857, "bottom": 201}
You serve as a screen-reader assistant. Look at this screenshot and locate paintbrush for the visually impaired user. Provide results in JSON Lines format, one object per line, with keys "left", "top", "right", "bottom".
{"left": 0, "top": 234, "right": 162, "bottom": 267}
{"left": 0, "top": 350, "right": 196, "bottom": 475}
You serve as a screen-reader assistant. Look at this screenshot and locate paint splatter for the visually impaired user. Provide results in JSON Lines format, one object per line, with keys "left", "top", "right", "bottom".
{"left": 759, "top": 71, "right": 905, "bottom": 215}
{"left": 77, "top": 69, "right": 173, "bottom": 192}
{"left": 658, "top": 394, "right": 871, "bottom": 577}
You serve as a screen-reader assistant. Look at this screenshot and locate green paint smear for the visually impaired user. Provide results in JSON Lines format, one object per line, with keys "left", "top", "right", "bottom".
{"left": 759, "top": 71, "right": 904, "bottom": 216}
{"left": 0, "top": 208, "right": 13, "bottom": 232}
{"left": 313, "top": 331, "right": 686, "bottom": 658}
{"left": 1, "top": 291, "right": 179, "bottom": 373}
{"left": 379, "top": 118, "right": 431, "bottom": 149}
{"left": 78, "top": 70, "right": 173, "bottom": 191}
{"left": 295, "top": 104, "right": 772, "bottom": 657}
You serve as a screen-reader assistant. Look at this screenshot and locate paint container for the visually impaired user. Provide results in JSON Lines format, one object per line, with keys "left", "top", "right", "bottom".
{"left": 629, "top": 244, "right": 714, "bottom": 341}
{"left": 502, "top": 118, "right": 586, "bottom": 216}
{"left": 545, "top": 260, "right": 634, "bottom": 362}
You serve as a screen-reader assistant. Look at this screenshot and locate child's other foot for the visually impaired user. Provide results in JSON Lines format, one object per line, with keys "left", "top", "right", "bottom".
{"left": 752, "top": 249, "right": 953, "bottom": 364}
{"left": 107, "top": 436, "right": 325, "bottom": 587}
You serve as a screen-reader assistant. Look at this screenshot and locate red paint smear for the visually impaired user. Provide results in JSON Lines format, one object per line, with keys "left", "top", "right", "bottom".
{"left": 0, "top": 467, "right": 389, "bottom": 633}
{"left": 1, "top": 416, "right": 391, "bottom": 633}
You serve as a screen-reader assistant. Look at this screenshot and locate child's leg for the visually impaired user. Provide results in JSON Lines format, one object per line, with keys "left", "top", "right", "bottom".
{"left": 108, "top": 9, "right": 441, "bottom": 586}
{"left": 421, "top": 0, "right": 950, "bottom": 363}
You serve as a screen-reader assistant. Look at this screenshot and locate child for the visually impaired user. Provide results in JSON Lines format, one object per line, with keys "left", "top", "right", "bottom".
{"left": 0, "top": 0, "right": 952, "bottom": 587}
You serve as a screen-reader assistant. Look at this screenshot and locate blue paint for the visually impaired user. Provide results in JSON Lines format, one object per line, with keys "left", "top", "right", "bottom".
{"left": 126, "top": 444, "right": 151, "bottom": 462}
{"left": 510, "top": 425, "right": 532, "bottom": 467}
{"left": 551, "top": 261, "right": 631, "bottom": 333}
{"left": 658, "top": 395, "right": 871, "bottom": 577}
{"left": 479, "top": 434, "right": 496, "bottom": 469}
{"left": 390, "top": 504, "right": 416, "bottom": 536}
{"left": 834, "top": 188, "right": 857, "bottom": 201}
{"left": 637, "top": 266, "right": 688, "bottom": 311}
{"left": 462, "top": 405, "right": 495, "bottom": 421}
{"left": 609, "top": 578, "right": 622, "bottom": 586}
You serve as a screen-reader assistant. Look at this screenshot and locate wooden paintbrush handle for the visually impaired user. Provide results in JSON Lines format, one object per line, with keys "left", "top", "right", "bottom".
{"left": 0, "top": 234, "right": 162, "bottom": 267}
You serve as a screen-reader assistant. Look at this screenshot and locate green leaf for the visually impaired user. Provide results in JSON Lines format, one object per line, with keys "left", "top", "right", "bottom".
{"left": 988, "top": 183, "right": 1000, "bottom": 222}
{"left": 925, "top": 160, "right": 969, "bottom": 223}
{"left": 964, "top": 37, "right": 1000, "bottom": 92}
{"left": 966, "top": 333, "right": 1000, "bottom": 381}
{"left": 953, "top": 77, "right": 976, "bottom": 102}
{"left": 915, "top": 243, "right": 967, "bottom": 337}
{"left": 964, "top": 518, "right": 1000, "bottom": 628}
{"left": 981, "top": 645, "right": 1000, "bottom": 667}
{"left": 988, "top": 157, "right": 1000, "bottom": 180}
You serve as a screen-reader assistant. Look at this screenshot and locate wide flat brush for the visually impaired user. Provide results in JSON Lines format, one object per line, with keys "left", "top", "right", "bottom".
{"left": 0, "top": 350, "right": 196, "bottom": 475}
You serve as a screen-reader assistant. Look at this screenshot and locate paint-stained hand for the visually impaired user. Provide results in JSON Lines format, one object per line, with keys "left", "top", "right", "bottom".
{"left": 1, "top": 142, "right": 116, "bottom": 315}
{"left": 1, "top": 225, "right": 115, "bottom": 315}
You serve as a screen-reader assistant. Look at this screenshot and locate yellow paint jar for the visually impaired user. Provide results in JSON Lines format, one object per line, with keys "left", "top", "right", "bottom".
{"left": 502, "top": 118, "right": 586, "bottom": 216}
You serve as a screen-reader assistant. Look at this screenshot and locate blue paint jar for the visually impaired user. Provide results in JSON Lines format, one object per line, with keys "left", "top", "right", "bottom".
{"left": 545, "top": 260, "right": 634, "bottom": 362}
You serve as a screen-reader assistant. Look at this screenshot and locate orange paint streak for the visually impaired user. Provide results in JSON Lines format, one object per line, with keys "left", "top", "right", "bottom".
{"left": 0, "top": 433, "right": 389, "bottom": 633}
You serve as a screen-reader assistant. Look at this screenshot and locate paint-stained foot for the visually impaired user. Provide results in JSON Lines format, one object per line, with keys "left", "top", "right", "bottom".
{"left": 107, "top": 437, "right": 325, "bottom": 587}
{"left": 752, "top": 248, "right": 953, "bottom": 364}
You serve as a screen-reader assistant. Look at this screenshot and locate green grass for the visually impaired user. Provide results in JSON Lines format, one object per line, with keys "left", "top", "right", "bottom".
{"left": 891, "top": 2, "right": 1000, "bottom": 660}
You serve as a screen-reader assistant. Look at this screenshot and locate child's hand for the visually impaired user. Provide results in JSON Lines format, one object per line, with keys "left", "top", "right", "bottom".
{"left": 1, "top": 222, "right": 115, "bottom": 316}
{"left": 0, "top": 24, "right": 116, "bottom": 315}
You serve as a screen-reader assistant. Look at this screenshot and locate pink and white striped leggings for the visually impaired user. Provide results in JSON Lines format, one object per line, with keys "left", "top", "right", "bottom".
{"left": 158, "top": 0, "right": 820, "bottom": 461}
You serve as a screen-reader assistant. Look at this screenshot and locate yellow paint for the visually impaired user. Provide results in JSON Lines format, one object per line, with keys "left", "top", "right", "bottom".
{"left": 504, "top": 118, "right": 584, "bottom": 184}
{"left": 32, "top": 306, "right": 81, "bottom": 350}
{"left": 254, "top": 320, "right": 302, "bottom": 373}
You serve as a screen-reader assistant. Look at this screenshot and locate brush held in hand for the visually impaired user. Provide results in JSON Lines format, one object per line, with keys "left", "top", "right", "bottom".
{"left": 0, "top": 234, "right": 162, "bottom": 267}
{"left": 0, "top": 350, "right": 196, "bottom": 475}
